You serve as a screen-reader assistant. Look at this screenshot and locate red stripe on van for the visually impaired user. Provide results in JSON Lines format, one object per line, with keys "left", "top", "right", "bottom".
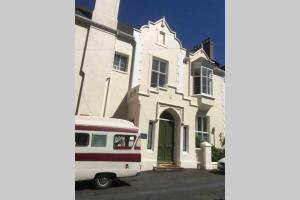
{"left": 75, "top": 125, "right": 138, "bottom": 133}
{"left": 75, "top": 153, "right": 141, "bottom": 162}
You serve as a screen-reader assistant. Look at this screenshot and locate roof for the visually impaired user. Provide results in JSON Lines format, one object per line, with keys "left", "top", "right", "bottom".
{"left": 117, "top": 21, "right": 134, "bottom": 36}
{"left": 75, "top": 115, "right": 137, "bottom": 129}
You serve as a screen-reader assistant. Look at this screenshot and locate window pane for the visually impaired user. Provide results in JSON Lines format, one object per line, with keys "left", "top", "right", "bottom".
{"left": 183, "top": 126, "right": 188, "bottom": 152}
{"left": 160, "top": 61, "right": 167, "bottom": 73}
{"left": 195, "top": 132, "right": 202, "bottom": 148}
{"left": 91, "top": 134, "right": 106, "bottom": 147}
{"left": 208, "top": 70, "right": 212, "bottom": 78}
{"left": 152, "top": 59, "right": 159, "bottom": 71}
{"left": 159, "top": 74, "right": 166, "bottom": 87}
{"left": 202, "top": 77, "right": 208, "bottom": 87}
{"left": 194, "top": 67, "right": 201, "bottom": 76}
{"left": 203, "top": 117, "right": 207, "bottom": 132}
{"left": 114, "top": 135, "right": 136, "bottom": 149}
{"left": 147, "top": 121, "right": 153, "bottom": 149}
{"left": 113, "top": 54, "right": 120, "bottom": 66}
{"left": 193, "top": 77, "right": 201, "bottom": 94}
{"left": 151, "top": 72, "right": 158, "bottom": 87}
{"left": 202, "top": 77, "right": 208, "bottom": 94}
{"left": 208, "top": 79, "right": 212, "bottom": 95}
{"left": 198, "top": 117, "right": 202, "bottom": 131}
{"left": 202, "top": 68, "right": 208, "bottom": 76}
{"left": 135, "top": 137, "right": 141, "bottom": 148}
{"left": 202, "top": 133, "right": 209, "bottom": 142}
{"left": 119, "top": 57, "right": 127, "bottom": 71}
{"left": 75, "top": 133, "right": 89, "bottom": 147}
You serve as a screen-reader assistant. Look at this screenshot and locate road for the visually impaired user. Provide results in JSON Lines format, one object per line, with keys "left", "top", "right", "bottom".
{"left": 75, "top": 169, "right": 225, "bottom": 200}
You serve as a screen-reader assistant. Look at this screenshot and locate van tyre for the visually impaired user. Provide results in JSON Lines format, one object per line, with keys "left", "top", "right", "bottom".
{"left": 94, "top": 174, "right": 113, "bottom": 189}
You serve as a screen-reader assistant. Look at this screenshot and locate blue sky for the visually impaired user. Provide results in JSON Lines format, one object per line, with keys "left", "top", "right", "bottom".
{"left": 118, "top": 0, "right": 225, "bottom": 65}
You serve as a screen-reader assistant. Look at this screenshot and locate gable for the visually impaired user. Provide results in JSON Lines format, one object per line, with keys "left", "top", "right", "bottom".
{"left": 136, "top": 17, "right": 185, "bottom": 50}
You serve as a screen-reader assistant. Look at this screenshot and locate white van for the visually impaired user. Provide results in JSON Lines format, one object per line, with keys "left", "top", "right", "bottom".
{"left": 75, "top": 115, "right": 141, "bottom": 189}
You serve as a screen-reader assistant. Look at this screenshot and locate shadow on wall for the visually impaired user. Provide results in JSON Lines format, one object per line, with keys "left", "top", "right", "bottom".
{"left": 112, "top": 94, "right": 128, "bottom": 120}
{"left": 75, "top": 20, "right": 90, "bottom": 115}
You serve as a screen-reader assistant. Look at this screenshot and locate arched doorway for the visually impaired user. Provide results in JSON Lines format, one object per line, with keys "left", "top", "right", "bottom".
{"left": 158, "top": 110, "right": 175, "bottom": 163}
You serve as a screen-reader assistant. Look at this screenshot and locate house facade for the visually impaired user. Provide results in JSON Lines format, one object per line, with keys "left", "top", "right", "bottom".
{"left": 75, "top": 0, "right": 225, "bottom": 171}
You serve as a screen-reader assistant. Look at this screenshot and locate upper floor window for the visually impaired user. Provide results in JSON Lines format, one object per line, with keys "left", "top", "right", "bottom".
{"left": 113, "top": 53, "right": 128, "bottom": 72}
{"left": 151, "top": 58, "right": 168, "bottom": 88}
{"left": 192, "top": 66, "right": 213, "bottom": 96}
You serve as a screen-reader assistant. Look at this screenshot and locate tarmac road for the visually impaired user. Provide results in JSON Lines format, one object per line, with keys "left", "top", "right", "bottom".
{"left": 75, "top": 169, "right": 225, "bottom": 200}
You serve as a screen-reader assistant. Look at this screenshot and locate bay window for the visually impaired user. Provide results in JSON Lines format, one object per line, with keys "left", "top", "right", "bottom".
{"left": 192, "top": 66, "right": 213, "bottom": 96}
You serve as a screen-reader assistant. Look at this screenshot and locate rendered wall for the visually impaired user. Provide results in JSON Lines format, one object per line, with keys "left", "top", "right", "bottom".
{"left": 105, "top": 38, "right": 134, "bottom": 119}
{"left": 75, "top": 0, "right": 120, "bottom": 116}
{"left": 128, "top": 18, "right": 225, "bottom": 170}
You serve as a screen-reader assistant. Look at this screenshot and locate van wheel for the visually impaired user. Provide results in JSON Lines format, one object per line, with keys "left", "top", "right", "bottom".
{"left": 94, "top": 174, "right": 113, "bottom": 189}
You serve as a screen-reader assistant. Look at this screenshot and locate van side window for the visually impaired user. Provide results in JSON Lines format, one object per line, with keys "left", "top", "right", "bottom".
{"left": 114, "top": 135, "right": 136, "bottom": 149}
{"left": 91, "top": 134, "right": 107, "bottom": 147}
{"left": 75, "top": 132, "right": 90, "bottom": 147}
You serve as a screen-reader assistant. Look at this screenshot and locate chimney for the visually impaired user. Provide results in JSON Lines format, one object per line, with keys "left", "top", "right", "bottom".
{"left": 202, "top": 38, "right": 214, "bottom": 60}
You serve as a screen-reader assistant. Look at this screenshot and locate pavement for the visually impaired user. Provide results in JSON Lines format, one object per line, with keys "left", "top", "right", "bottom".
{"left": 75, "top": 169, "right": 225, "bottom": 200}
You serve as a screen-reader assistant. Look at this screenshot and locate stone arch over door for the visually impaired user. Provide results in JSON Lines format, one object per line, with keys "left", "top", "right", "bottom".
{"left": 157, "top": 107, "right": 182, "bottom": 165}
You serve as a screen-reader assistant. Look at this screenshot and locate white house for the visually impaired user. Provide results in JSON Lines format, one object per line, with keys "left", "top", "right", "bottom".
{"left": 75, "top": 0, "right": 225, "bottom": 171}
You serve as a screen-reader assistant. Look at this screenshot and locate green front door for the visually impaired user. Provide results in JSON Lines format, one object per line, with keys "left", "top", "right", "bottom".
{"left": 157, "top": 120, "right": 174, "bottom": 162}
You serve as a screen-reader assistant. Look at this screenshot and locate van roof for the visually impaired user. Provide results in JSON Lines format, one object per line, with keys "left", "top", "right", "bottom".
{"left": 75, "top": 115, "right": 137, "bottom": 129}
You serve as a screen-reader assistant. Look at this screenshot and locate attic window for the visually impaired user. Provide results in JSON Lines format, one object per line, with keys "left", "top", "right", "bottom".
{"left": 158, "top": 31, "right": 165, "bottom": 45}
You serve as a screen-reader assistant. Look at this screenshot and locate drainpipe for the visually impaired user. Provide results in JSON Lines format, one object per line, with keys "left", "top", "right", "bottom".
{"left": 102, "top": 77, "right": 111, "bottom": 117}
{"left": 128, "top": 39, "right": 137, "bottom": 90}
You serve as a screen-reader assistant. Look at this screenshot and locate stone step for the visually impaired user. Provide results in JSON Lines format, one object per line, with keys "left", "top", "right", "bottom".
{"left": 154, "top": 164, "right": 184, "bottom": 171}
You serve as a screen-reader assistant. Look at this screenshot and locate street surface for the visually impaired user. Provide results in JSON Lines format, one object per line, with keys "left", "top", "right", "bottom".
{"left": 75, "top": 169, "right": 225, "bottom": 200}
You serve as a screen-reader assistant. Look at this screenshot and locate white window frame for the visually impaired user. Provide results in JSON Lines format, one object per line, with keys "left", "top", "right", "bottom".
{"left": 193, "top": 66, "right": 213, "bottom": 96}
{"left": 151, "top": 57, "right": 168, "bottom": 88}
{"left": 113, "top": 53, "right": 128, "bottom": 72}
{"left": 195, "top": 116, "right": 209, "bottom": 148}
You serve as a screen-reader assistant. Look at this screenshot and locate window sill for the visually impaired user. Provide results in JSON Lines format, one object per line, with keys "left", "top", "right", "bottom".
{"left": 112, "top": 69, "right": 128, "bottom": 75}
{"left": 149, "top": 86, "right": 168, "bottom": 93}
{"left": 159, "top": 86, "right": 168, "bottom": 91}
{"left": 149, "top": 88, "right": 159, "bottom": 94}
{"left": 192, "top": 94, "right": 215, "bottom": 100}
{"left": 155, "top": 42, "right": 167, "bottom": 48}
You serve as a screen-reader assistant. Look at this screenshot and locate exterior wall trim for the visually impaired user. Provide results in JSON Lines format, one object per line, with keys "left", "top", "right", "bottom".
{"left": 75, "top": 14, "right": 134, "bottom": 41}
{"left": 133, "top": 85, "right": 198, "bottom": 108}
{"left": 133, "top": 17, "right": 187, "bottom": 51}
{"left": 155, "top": 101, "right": 184, "bottom": 124}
